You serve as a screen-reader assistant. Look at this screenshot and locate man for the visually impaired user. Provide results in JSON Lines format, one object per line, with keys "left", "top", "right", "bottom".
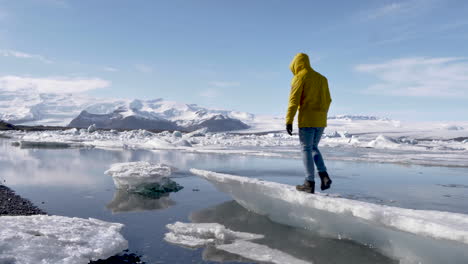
{"left": 286, "top": 53, "right": 332, "bottom": 194}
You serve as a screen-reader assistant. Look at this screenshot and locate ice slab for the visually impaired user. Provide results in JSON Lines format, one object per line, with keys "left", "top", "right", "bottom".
{"left": 164, "top": 222, "right": 310, "bottom": 264}
{"left": 191, "top": 169, "right": 468, "bottom": 264}
{"left": 0, "top": 215, "right": 128, "bottom": 264}
{"left": 5, "top": 122, "right": 468, "bottom": 167}
{"left": 105, "top": 162, "right": 182, "bottom": 194}
{"left": 191, "top": 200, "right": 396, "bottom": 264}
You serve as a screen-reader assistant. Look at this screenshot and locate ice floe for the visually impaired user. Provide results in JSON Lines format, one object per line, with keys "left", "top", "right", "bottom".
{"left": 105, "top": 162, "right": 183, "bottom": 195}
{"left": 0, "top": 215, "right": 127, "bottom": 264}
{"left": 164, "top": 222, "right": 310, "bottom": 264}
{"left": 190, "top": 200, "right": 397, "bottom": 264}
{"left": 2, "top": 120, "right": 468, "bottom": 167}
{"left": 191, "top": 169, "right": 468, "bottom": 264}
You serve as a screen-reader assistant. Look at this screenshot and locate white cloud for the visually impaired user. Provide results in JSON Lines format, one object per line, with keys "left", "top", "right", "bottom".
{"left": 355, "top": 57, "right": 468, "bottom": 97}
{"left": 199, "top": 89, "right": 219, "bottom": 98}
{"left": 359, "top": 0, "right": 433, "bottom": 21}
{"left": 0, "top": 49, "right": 53, "bottom": 63}
{"left": 0, "top": 75, "right": 110, "bottom": 94}
{"left": 367, "top": 2, "right": 406, "bottom": 20}
{"left": 102, "top": 66, "right": 119, "bottom": 72}
{"left": 135, "top": 64, "right": 153, "bottom": 73}
{"left": 209, "top": 81, "right": 240, "bottom": 88}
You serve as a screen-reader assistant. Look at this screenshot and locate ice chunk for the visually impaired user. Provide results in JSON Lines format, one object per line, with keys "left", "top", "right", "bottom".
{"left": 367, "top": 135, "right": 399, "bottom": 149}
{"left": 164, "top": 222, "right": 309, "bottom": 264}
{"left": 0, "top": 215, "right": 127, "bottom": 264}
{"left": 172, "top": 130, "right": 182, "bottom": 138}
{"left": 165, "top": 222, "right": 263, "bottom": 247}
{"left": 190, "top": 169, "right": 468, "bottom": 263}
{"left": 183, "top": 127, "right": 208, "bottom": 138}
{"left": 104, "top": 162, "right": 182, "bottom": 194}
{"left": 173, "top": 139, "right": 192, "bottom": 147}
{"left": 87, "top": 124, "right": 97, "bottom": 133}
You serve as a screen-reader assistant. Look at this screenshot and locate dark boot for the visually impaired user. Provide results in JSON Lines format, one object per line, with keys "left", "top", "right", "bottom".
{"left": 319, "top": 171, "right": 332, "bottom": 191}
{"left": 296, "top": 180, "right": 315, "bottom": 194}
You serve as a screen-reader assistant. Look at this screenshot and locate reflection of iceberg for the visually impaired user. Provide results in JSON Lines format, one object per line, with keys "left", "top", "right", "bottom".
{"left": 191, "top": 169, "right": 468, "bottom": 264}
{"left": 106, "top": 189, "right": 175, "bottom": 213}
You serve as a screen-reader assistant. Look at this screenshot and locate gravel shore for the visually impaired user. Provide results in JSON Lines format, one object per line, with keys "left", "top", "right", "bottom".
{"left": 0, "top": 185, "right": 46, "bottom": 216}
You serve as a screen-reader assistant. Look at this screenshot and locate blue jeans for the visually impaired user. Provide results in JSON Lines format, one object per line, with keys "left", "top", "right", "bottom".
{"left": 299, "top": 127, "right": 327, "bottom": 182}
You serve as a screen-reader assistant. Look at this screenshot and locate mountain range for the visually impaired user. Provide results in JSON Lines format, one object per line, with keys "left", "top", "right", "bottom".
{"left": 0, "top": 90, "right": 252, "bottom": 132}
{"left": 0, "top": 90, "right": 388, "bottom": 132}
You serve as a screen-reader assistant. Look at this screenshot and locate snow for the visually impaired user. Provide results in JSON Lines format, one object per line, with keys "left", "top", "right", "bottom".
{"left": 2, "top": 116, "right": 468, "bottom": 167}
{"left": 87, "top": 124, "right": 97, "bottom": 133}
{"left": 164, "top": 222, "right": 310, "bottom": 264}
{"left": 0, "top": 215, "right": 127, "bottom": 264}
{"left": 190, "top": 169, "right": 468, "bottom": 264}
{"left": 104, "top": 162, "right": 181, "bottom": 194}
{"left": 0, "top": 91, "right": 253, "bottom": 130}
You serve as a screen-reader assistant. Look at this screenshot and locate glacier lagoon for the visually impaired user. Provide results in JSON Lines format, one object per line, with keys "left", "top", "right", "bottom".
{"left": 1, "top": 138, "right": 468, "bottom": 263}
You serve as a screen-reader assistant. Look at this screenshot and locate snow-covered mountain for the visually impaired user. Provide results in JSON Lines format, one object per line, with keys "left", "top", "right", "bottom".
{"left": 0, "top": 89, "right": 122, "bottom": 126}
{"left": 68, "top": 101, "right": 251, "bottom": 132}
{"left": 328, "top": 115, "right": 389, "bottom": 121}
{"left": 0, "top": 90, "right": 252, "bottom": 132}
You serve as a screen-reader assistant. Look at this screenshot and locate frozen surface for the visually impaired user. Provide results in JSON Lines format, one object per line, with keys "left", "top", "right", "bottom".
{"left": 191, "top": 169, "right": 468, "bottom": 264}
{"left": 104, "top": 162, "right": 181, "bottom": 194}
{"left": 0, "top": 215, "right": 127, "bottom": 264}
{"left": 3, "top": 116, "right": 468, "bottom": 167}
{"left": 165, "top": 222, "right": 310, "bottom": 264}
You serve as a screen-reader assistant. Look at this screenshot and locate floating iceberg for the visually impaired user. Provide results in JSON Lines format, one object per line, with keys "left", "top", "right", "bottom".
{"left": 0, "top": 215, "right": 127, "bottom": 264}
{"left": 164, "top": 222, "right": 309, "bottom": 264}
{"left": 4, "top": 118, "right": 468, "bottom": 167}
{"left": 190, "top": 169, "right": 468, "bottom": 264}
{"left": 105, "top": 162, "right": 183, "bottom": 195}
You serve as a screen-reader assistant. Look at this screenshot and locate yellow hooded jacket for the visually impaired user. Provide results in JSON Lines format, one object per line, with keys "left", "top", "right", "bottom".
{"left": 286, "top": 53, "right": 332, "bottom": 127}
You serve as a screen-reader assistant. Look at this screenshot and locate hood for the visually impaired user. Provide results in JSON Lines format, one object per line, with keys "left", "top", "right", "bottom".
{"left": 289, "top": 53, "right": 312, "bottom": 75}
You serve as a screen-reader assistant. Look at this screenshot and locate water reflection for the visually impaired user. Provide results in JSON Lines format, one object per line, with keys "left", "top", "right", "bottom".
{"left": 106, "top": 190, "right": 175, "bottom": 213}
{"left": 190, "top": 201, "right": 397, "bottom": 264}
{"left": 201, "top": 245, "right": 256, "bottom": 263}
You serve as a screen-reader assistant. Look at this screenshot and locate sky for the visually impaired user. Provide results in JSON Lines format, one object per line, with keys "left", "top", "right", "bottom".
{"left": 1, "top": 0, "right": 468, "bottom": 121}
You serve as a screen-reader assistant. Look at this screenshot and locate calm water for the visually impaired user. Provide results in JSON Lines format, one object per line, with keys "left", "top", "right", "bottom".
{"left": 1, "top": 138, "right": 468, "bottom": 263}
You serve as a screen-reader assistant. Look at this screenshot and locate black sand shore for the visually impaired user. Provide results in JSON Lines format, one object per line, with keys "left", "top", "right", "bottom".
{"left": 0, "top": 185, "right": 46, "bottom": 216}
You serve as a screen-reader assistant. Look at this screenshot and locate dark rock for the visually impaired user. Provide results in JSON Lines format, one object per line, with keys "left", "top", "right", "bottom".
{"left": 0, "top": 185, "right": 46, "bottom": 216}
{"left": 187, "top": 114, "right": 250, "bottom": 132}
{"left": 68, "top": 110, "right": 180, "bottom": 131}
{"left": 0, "top": 120, "right": 17, "bottom": 130}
